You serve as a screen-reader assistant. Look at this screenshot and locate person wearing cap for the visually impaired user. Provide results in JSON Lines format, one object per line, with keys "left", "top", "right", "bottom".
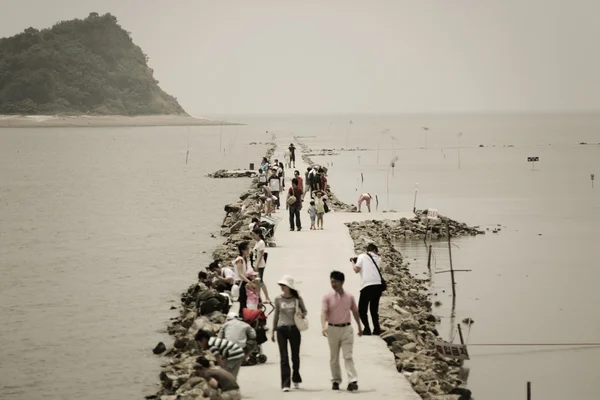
{"left": 271, "top": 275, "right": 307, "bottom": 392}
{"left": 321, "top": 271, "right": 362, "bottom": 392}
{"left": 193, "top": 356, "right": 241, "bottom": 400}
{"left": 219, "top": 312, "right": 257, "bottom": 363}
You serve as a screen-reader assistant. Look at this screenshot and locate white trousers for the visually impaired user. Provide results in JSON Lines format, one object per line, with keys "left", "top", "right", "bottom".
{"left": 327, "top": 325, "right": 358, "bottom": 384}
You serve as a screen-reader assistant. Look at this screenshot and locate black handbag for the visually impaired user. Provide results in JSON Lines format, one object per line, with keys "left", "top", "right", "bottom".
{"left": 367, "top": 253, "right": 387, "bottom": 292}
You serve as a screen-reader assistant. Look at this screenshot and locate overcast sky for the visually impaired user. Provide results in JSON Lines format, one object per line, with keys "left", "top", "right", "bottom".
{"left": 1, "top": 0, "right": 598, "bottom": 115}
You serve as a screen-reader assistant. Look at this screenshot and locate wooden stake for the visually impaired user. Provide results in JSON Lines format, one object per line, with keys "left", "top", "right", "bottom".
{"left": 527, "top": 381, "right": 531, "bottom": 400}
{"left": 427, "top": 245, "right": 432, "bottom": 270}
{"left": 447, "top": 221, "right": 456, "bottom": 300}
{"left": 457, "top": 324, "right": 465, "bottom": 344}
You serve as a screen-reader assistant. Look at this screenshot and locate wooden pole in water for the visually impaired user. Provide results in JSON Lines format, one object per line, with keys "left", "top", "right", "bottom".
{"left": 447, "top": 221, "right": 456, "bottom": 300}
{"left": 412, "top": 183, "right": 418, "bottom": 213}
{"left": 527, "top": 381, "right": 531, "bottom": 400}
{"left": 457, "top": 324, "right": 465, "bottom": 344}
{"left": 427, "top": 245, "right": 432, "bottom": 270}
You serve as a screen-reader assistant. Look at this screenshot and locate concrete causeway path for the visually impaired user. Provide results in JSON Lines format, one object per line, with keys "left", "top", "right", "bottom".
{"left": 236, "top": 143, "right": 420, "bottom": 399}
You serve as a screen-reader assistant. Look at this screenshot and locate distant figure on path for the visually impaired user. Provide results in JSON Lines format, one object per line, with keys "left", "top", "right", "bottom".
{"left": 193, "top": 357, "right": 241, "bottom": 400}
{"left": 286, "top": 178, "right": 303, "bottom": 231}
{"left": 308, "top": 200, "right": 317, "bottom": 230}
{"left": 284, "top": 148, "right": 292, "bottom": 168}
{"left": 289, "top": 143, "right": 296, "bottom": 168}
{"left": 321, "top": 271, "right": 362, "bottom": 392}
{"left": 260, "top": 157, "right": 269, "bottom": 173}
{"left": 268, "top": 168, "right": 281, "bottom": 209}
{"left": 357, "top": 193, "right": 372, "bottom": 213}
{"left": 303, "top": 167, "right": 312, "bottom": 199}
{"left": 294, "top": 170, "right": 303, "bottom": 194}
{"left": 195, "top": 329, "right": 246, "bottom": 379}
{"left": 351, "top": 243, "right": 383, "bottom": 335}
{"left": 251, "top": 228, "right": 267, "bottom": 280}
{"left": 315, "top": 191, "right": 327, "bottom": 230}
{"left": 271, "top": 275, "right": 307, "bottom": 392}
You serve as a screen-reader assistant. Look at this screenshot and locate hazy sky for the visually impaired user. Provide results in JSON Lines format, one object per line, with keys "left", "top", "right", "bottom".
{"left": 1, "top": 0, "right": 599, "bottom": 115}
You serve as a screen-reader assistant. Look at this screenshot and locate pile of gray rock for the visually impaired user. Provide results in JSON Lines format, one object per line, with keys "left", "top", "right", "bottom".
{"left": 389, "top": 211, "right": 485, "bottom": 240}
{"left": 346, "top": 218, "right": 475, "bottom": 400}
{"left": 207, "top": 169, "right": 258, "bottom": 179}
{"left": 149, "top": 145, "right": 277, "bottom": 400}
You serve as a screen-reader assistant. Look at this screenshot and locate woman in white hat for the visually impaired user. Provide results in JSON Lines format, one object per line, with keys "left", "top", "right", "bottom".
{"left": 271, "top": 275, "right": 307, "bottom": 392}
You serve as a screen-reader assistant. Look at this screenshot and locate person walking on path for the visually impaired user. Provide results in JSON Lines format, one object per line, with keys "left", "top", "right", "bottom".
{"left": 293, "top": 170, "right": 304, "bottom": 194}
{"left": 358, "top": 193, "right": 372, "bottom": 213}
{"left": 288, "top": 143, "right": 296, "bottom": 168}
{"left": 303, "top": 167, "right": 312, "bottom": 199}
{"left": 271, "top": 275, "right": 307, "bottom": 392}
{"left": 193, "top": 357, "right": 241, "bottom": 400}
{"left": 286, "top": 178, "right": 303, "bottom": 231}
{"left": 308, "top": 200, "right": 317, "bottom": 230}
{"left": 351, "top": 243, "right": 384, "bottom": 335}
{"left": 284, "top": 149, "right": 291, "bottom": 169}
{"left": 314, "top": 191, "right": 327, "bottom": 230}
{"left": 321, "top": 271, "right": 362, "bottom": 392}
{"left": 232, "top": 241, "right": 256, "bottom": 318}
{"left": 268, "top": 168, "right": 281, "bottom": 209}
{"left": 195, "top": 329, "right": 246, "bottom": 379}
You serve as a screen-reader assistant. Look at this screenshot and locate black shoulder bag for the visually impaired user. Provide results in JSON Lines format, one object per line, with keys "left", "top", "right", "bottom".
{"left": 367, "top": 253, "right": 387, "bottom": 292}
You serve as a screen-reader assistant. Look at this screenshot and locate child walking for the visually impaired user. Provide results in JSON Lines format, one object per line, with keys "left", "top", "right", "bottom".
{"left": 308, "top": 201, "right": 317, "bottom": 230}
{"left": 315, "top": 191, "right": 326, "bottom": 230}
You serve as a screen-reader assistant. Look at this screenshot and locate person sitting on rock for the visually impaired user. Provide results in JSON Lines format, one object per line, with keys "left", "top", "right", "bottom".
{"left": 208, "top": 259, "right": 235, "bottom": 292}
{"left": 195, "top": 275, "right": 230, "bottom": 318}
{"left": 195, "top": 329, "right": 246, "bottom": 380}
{"left": 193, "top": 356, "right": 241, "bottom": 400}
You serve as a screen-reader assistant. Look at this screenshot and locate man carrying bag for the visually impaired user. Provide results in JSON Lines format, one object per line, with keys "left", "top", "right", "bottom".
{"left": 351, "top": 243, "right": 385, "bottom": 336}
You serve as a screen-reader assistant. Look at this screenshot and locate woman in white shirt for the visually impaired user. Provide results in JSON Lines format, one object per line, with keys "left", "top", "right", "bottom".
{"left": 233, "top": 241, "right": 255, "bottom": 318}
{"left": 252, "top": 228, "right": 268, "bottom": 280}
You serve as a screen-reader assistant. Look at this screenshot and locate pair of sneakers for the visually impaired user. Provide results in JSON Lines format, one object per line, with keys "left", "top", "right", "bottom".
{"left": 282, "top": 382, "right": 300, "bottom": 392}
{"left": 332, "top": 381, "right": 358, "bottom": 391}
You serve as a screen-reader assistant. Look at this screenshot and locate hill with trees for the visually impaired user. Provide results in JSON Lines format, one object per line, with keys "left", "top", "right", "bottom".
{"left": 0, "top": 12, "right": 187, "bottom": 116}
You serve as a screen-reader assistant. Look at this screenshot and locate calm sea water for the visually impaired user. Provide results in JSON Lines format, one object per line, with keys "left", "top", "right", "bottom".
{"left": 1, "top": 114, "right": 599, "bottom": 400}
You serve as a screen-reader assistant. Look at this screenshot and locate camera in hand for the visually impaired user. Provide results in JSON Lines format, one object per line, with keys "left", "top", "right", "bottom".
{"left": 350, "top": 257, "right": 358, "bottom": 263}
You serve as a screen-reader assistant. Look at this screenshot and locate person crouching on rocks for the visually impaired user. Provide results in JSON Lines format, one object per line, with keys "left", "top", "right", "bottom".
{"left": 193, "top": 356, "right": 241, "bottom": 400}
{"left": 208, "top": 259, "right": 235, "bottom": 292}
{"left": 357, "top": 193, "right": 372, "bottom": 213}
{"left": 195, "top": 330, "right": 247, "bottom": 379}
{"left": 219, "top": 312, "right": 257, "bottom": 364}
{"left": 195, "top": 272, "right": 230, "bottom": 318}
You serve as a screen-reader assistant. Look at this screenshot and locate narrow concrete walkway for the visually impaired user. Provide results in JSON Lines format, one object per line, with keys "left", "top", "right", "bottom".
{"left": 236, "top": 142, "right": 420, "bottom": 399}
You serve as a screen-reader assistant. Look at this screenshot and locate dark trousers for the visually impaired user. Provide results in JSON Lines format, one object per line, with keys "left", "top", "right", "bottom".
{"left": 258, "top": 267, "right": 265, "bottom": 281}
{"left": 358, "top": 284, "right": 383, "bottom": 333}
{"left": 273, "top": 191, "right": 280, "bottom": 208}
{"left": 238, "top": 282, "right": 247, "bottom": 318}
{"left": 289, "top": 205, "right": 301, "bottom": 230}
{"left": 277, "top": 326, "right": 302, "bottom": 388}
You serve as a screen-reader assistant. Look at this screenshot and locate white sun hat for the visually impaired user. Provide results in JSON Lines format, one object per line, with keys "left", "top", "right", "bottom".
{"left": 277, "top": 275, "right": 297, "bottom": 291}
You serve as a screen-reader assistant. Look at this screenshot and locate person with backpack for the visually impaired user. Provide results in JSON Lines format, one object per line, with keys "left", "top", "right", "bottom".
{"left": 351, "top": 243, "right": 385, "bottom": 335}
{"left": 286, "top": 178, "right": 303, "bottom": 231}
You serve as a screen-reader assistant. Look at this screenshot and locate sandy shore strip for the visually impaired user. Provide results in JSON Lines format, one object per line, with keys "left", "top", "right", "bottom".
{"left": 0, "top": 114, "right": 242, "bottom": 128}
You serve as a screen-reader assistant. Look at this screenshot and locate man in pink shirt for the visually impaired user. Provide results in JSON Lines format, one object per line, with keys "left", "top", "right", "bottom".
{"left": 321, "top": 271, "right": 363, "bottom": 392}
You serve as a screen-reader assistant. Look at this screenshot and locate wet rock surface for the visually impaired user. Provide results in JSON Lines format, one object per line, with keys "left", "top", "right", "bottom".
{"left": 207, "top": 169, "right": 258, "bottom": 179}
{"left": 152, "top": 143, "right": 276, "bottom": 399}
{"left": 346, "top": 217, "right": 480, "bottom": 399}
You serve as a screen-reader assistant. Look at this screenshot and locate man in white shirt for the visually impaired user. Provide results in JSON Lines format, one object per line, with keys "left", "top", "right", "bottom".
{"left": 268, "top": 169, "right": 281, "bottom": 209}
{"left": 209, "top": 259, "right": 235, "bottom": 292}
{"left": 351, "top": 243, "right": 383, "bottom": 335}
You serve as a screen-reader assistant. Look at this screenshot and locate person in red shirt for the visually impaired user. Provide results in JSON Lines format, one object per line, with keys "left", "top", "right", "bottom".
{"left": 321, "top": 270, "right": 362, "bottom": 392}
{"left": 294, "top": 170, "right": 304, "bottom": 193}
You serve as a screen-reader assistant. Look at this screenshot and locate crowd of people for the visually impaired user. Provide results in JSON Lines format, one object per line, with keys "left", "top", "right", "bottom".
{"left": 190, "top": 145, "right": 386, "bottom": 399}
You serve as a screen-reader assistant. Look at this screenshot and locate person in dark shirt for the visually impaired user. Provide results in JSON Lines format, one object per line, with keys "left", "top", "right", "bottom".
{"left": 288, "top": 143, "right": 296, "bottom": 168}
{"left": 194, "top": 357, "right": 241, "bottom": 400}
{"left": 286, "top": 178, "right": 303, "bottom": 231}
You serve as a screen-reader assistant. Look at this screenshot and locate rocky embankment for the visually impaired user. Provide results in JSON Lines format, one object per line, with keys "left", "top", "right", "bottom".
{"left": 392, "top": 210, "right": 485, "bottom": 240}
{"left": 207, "top": 169, "right": 258, "bottom": 179}
{"left": 346, "top": 217, "right": 477, "bottom": 400}
{"left": 147, "top": 144, "right": 276, "bottom": 400}
{"left": 296, "top": 140, "right": 357, "bottom": 213}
